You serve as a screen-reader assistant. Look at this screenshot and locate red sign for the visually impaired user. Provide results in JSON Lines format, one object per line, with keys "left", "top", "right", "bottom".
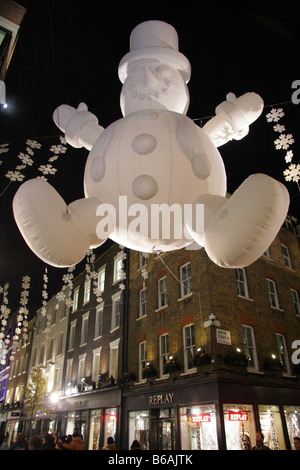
{"left": 228, "top": 411, "right": 248, "bottom": 422}
{"left": 191, "top": 414, "right": 211, "bottom": 423}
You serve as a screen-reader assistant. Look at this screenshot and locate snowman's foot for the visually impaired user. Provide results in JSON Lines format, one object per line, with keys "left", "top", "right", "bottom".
{"left": 201, "top": 174, "right": 289, "bottom": 268}
{"left": 13, "top": 178, "right": 107, "bottom": 267}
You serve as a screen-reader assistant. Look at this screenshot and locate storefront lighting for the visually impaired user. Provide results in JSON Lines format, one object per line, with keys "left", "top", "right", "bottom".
{"left": 50, "top": 392, "right": 59, "bottom": 404}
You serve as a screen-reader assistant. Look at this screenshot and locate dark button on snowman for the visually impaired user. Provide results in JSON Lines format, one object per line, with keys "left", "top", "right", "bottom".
{"left": 13, "top": 21, "right": 289, "bottom": 268}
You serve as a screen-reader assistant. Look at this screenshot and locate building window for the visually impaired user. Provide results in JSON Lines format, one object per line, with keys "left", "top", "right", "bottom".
{"left": 109, "top": 338, "right": 120, "bottom": 380}
{"left": 39, "top": 344, "right": 45, "bottom": 366}
{"left": 72, "top": 286, "right": 79, "bottom": 312}
{"left": 159, "top": 334, "right": 169, "bottom": 377}
{"left": 111, "top": 293, "right": 121, "bottom": 331}
{"left": 83, "top": 278, "right": 91, "bottom": 304}
{"left": 139, "top": 287, "right": 147, "bottom": 318}
{"left": 65, "top": 359, "right": 73, "bottom": 388}
{"left": 242, "top": 325, "right": 258, "bottom": 370}
{"left": 223, "top": 404, "right": 256, "bottom": 450}
{"left": 80, "top": 312, "right": 89, "bottom": 345}
{"left": 180, "top": 262, "right": 192, "bottom": 298}
{"left": 92, "top": 347, "right": 101, "bottom": 382}
{"left": 95, "top": 303, "right": 104, "bottom": 338}
{"left": 158, "top": 276, "right": 168, "bottom": 309}
{"left": 57, "top": 332, "right": 63, "bottom": 356}
{"left": 113, "top": 255, "right": 124, "bottom": 283}
{"left": 291, "top": 289, "right": 300, "bottom": 316}
{"left": 69, "top": 321, "right": 76, "bottom": 350}
{"left": 78, "top": 354, "right": 86, "bottom": 385}
{"left": 98, "top": 265, "right": 106, "bottom": 293}
{"left": 139, "top": 252, "right": 147, "bottom": 268}
{"left": 266, "top": 278, "right": 280, "bottom": 309}
{"left": 47, "top": 337, "right": 54, "bottom": 361}
{"left": 276, "top": 333, "right": 290, "bottom": 375}
{"left": 281, "top": 244, "right": 292, "bottom": 269}
{"left": 183, "top": 324, "right": 195, "bottom": 372}
{"left": 236, "top": 268, "right": 249, "bottom": 298}
{"left": 139, "top": 341, "right": 147, "bottom": 381}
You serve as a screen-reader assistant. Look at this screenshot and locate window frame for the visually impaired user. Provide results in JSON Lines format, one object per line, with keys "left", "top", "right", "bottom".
{"left": 266, "top": 278, "right": 280, "bottom": 309}
{"left": 180, "top": 262, "right": 192, "bottom": 298}
{"left": 158, "top": 276, "right": 168, "bottom": 309}
{"left": 183, "top": 324, "right": 196, "bottom": 373}
{"left": 242, "top": 324, "right": 259, "bottom": 371}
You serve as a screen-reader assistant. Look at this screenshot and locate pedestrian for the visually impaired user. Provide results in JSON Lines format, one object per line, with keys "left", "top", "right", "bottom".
{"left": 57, "top": 431, "right": 84, "bottom": 450}
{"left": 130, "top": 439, "right": 141, "bottom": 450}
{"left": 252, "top": 432, "right": 271, "bottom": 450}
{"left": 9, "top": 432, "right": 29, "bottom": 450}
{"left": 29, "top": 435, "right": 43, "bottom": 450}
{"left": 42, "top": 433, "right": 56, "bottom": 450}
{"left": 102, "top": 436, "right": 117, "bottom": 450}
{"left": 0, "top": 433, "right": 9, "bottom": 450}
{"left": 294, "top": 436, "right": 300, "bottom": 450}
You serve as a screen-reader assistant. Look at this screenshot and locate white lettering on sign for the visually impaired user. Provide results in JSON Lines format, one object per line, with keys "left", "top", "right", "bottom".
{"left": 228, "top": 411, "right": 248, "bottom": 421}
{"left": 149, "top": 393, "right": 174, "bottom": 406}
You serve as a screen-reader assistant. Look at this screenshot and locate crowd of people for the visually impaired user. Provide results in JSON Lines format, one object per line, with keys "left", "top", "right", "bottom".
{"left": 0, "top": 429, "right": 299, "bottom": 451}
{"left": 0, "top": 429, "right": 141, "bottom": 451}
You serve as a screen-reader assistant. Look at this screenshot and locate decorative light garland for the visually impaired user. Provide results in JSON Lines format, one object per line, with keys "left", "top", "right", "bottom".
{"left": 266, "top": 107, "right": 300, "bottom": 187}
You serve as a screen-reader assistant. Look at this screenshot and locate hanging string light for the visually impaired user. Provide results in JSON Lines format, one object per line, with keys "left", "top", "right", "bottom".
{"left": 265, "top": 107, "right": 300, "bottom": 188}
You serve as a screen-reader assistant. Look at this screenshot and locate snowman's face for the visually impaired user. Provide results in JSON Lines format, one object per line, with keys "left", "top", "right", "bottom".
{"left": 120, "top": 59, "right": 189, "bottom": 116}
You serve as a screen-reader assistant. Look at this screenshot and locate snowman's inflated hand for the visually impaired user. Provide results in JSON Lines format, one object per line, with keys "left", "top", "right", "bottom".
{"left": 53, "top": 103, "right": 104, "bottom": 150}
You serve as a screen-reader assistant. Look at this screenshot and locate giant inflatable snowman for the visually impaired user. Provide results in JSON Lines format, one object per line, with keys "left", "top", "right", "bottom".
{"left": 13, "top": 21, "right": 289, "bottom": 268}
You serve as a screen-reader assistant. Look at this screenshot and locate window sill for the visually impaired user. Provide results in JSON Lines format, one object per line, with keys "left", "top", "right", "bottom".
{"left": 93, "top": 335, "right": 103, "bottom": 341}
{"left": 110, "top": 326, "right": 120, "bottom": 334}
{"left": 180, "top": 368, "right": 197, "bottom": 376}
{"left": 155, "top": 304, "right": 168, "bottom": 313}
{"left": 135, "top": 379, "right": 147, "bottom": 385}
{"left": 155, "top": 375, "right": 170, "bottom": 381}
{"left": 136, "top": 314, "right": 147, "bottom": 322}
{"left": 177, "top": 293, "right": 193, "bottom": 302}
{"left": 237, "top": 295, "right": 253, "bottom": 302}
{"left": 271, "top": 306, "right": 284, "bottom": 312}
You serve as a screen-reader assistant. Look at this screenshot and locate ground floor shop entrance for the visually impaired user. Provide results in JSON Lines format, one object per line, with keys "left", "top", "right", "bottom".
{"left": 122, "top": 375, "right": 300, "bottom": 450}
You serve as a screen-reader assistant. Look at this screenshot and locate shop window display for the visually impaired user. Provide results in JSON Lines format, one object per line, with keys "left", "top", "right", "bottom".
{"left": 284, "top": 405, "right": 300, "bottom": 449}
{"left": 223, "top": 404, "right": 256, "bottom": 450}
{"left": 104, "top": 408, "right": 118, "bottom": 446}
{"left": 89, "top": 409, "right": 103, "bottom": 450}
{"left": 179, "top": 405, "right": 218, "bottom": 450}
{"left": 128, "top": 411, "right": 150, "bottom": 450}
{"left": 258, "top": 405, "right": 286, "bottom": 450}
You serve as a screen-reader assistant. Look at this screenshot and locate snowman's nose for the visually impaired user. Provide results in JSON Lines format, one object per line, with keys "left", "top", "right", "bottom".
{"left": 142, "top": 66, "right": 158, "bottom": 88}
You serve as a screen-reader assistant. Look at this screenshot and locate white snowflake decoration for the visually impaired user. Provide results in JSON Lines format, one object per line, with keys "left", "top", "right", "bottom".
{"left": 274, "top": 133, "right": 294, "bottom": 150}
{"left": 5, "top": 170, "right": 25, "bottom": 182}
{"left": 285, "top": 150, "right": 293, "bottom": 163}
{"left": 273, "top": 124, "right": 285, "bottom": 133}
{"left": 283, "top": 164, "right": 300, "bottom": 182}
{"left": 266, "top": 108, "right": 285, "bottom": 122}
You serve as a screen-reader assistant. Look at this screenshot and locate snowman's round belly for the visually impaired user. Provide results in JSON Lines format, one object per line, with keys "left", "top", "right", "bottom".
{"left": 85, "top": 110, "right": 226, "bottom": 205}
{"left": 84, "top": 110, "right": 226, "bottom": 251}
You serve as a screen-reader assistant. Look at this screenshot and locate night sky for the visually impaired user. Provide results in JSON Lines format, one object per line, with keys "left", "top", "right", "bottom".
{"left": 0, "top": 0, "right": 299, "bottom": 312}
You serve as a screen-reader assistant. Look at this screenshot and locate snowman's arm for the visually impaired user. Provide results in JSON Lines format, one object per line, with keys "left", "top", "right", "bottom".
{"left": 53, "top": 103, "right": 105, "bottom": 151}
{"left": 202, "top": 92, "right": 264, "bottom": 147}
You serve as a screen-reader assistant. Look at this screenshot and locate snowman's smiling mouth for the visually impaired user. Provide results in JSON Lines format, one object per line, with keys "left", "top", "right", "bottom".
{"left": 128, "top": 81, "right": 170, "bottom": 101}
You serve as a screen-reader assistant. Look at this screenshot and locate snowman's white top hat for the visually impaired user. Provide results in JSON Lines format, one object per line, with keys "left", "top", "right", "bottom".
{"left": 118, "top": 20, "right": 191, "bottom": 84}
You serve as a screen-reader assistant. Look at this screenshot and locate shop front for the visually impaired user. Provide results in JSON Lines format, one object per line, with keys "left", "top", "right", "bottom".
{"left": 57, "top": 386, "right": 121, "bottom": 450}
{"left": 121, "top": 375, "right": 300, "bottom": 450}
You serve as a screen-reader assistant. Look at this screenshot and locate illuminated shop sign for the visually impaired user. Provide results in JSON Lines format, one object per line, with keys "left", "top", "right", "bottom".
{"left": 191, "top": 414, "right": 211, "bottom": 423}
{"left": 228, "top": 411, "right": 248, "bottom": 421}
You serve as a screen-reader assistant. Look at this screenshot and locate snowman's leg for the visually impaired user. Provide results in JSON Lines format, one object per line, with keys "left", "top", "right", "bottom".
{"left": 185, "top": 174, "right": 289, "bottom": 268}
{"left": 13, "top": 178, "right": 108, "bottom": 268}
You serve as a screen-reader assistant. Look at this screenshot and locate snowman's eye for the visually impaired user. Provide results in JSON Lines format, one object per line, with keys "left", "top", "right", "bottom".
{"left": 156, "top": 65, "right": 171, "bottom": 77}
